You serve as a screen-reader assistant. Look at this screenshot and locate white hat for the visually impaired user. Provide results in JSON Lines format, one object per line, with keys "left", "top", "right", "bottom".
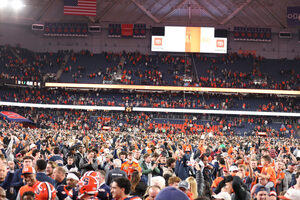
{"left": 221, "top": 152, "right": 228, "bottom": 157}
{"left": 103, "top": 148, "right": 110, "bottom": 154}
{"left": 29, "top": 144, "right": 36, "bottom": 150}
{"left": 67, "top": 173, "right": 79, "bottom": 181}
{"left": 212, "top": 192, "right": 231, "bottom": 200}
{"left": 229, "top": 165, "right": 238, "bottom": 172}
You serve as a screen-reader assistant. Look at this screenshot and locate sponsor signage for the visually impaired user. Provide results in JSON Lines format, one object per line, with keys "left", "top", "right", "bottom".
{"left": 287, "top": 7, "right": 300, "bottom": 26}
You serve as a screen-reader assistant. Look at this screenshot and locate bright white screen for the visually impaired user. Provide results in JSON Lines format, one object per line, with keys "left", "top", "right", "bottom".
{"left": 151, "top": 26, "right": 227, "bottom": 54}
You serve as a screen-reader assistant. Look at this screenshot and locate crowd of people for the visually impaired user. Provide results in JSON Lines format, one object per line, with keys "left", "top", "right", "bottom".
{"left": 1, "top": 106, "right": 298, "bottom": 138}
{"left": 0, "top": 120, "right": 298, "bottom": 199}
{"left": 1, "top": 88, "right": 299, "bottom": 113}
{"left": 0, "top": 45, "right": 67, "bottom": 82}
{"left": 1, "top": 46, "right": 300, "bottom": 90}
{"left": 0, "top": 45, "right": 300, "bottom": 200}
{"left": 61, "top": 51, "right": 300, "bottom": 90}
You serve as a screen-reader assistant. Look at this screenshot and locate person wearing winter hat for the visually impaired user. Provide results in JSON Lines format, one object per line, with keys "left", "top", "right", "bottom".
{"left": 155, "top": 187, "right": 189, "bottom": 200}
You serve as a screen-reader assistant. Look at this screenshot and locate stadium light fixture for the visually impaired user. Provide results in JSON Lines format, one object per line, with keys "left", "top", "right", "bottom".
{"left": 11, "top": 0, "right": 25, "bottom": 10}
{"left": 0, "top": 0, "right": 9, "bottom": 9}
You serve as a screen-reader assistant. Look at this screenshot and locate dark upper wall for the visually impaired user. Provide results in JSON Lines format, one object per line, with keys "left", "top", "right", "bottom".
{"left": 0, "top": 24, "right": 299, "bottom": 59}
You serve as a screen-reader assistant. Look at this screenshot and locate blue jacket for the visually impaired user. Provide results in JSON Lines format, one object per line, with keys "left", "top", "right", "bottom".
{"left": 290, "top": 173, "right": 296, "bottom": 187}
{"left": 0, "top": 171, "right": 15, "bottom": 190}
{"left": 0, "top": 171, "right": 16, "bottom": 199}
{"left": 36, "top": 172, "right": 56, "bottom": 187}
{"left": 175, "top": 154, "right": 190, "bottom": 180}
{"left": 49, "top": 155, "right": 64, "bottom": 166}
{"left": 11, "top": 168, "right": 23, "bottom": 188}
{"left": 56, "top": 185, "right": 71, "bottom": 200}
{"left": 97, "top": 183, "right": 111, "bottom": 200}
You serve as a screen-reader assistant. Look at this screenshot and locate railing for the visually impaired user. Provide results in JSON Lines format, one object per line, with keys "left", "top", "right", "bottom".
{"left": 1, "top": 101, "right": 300, "bottom": 117}
{"left": 45, "top": 82, "right": 300, "bottom": 95}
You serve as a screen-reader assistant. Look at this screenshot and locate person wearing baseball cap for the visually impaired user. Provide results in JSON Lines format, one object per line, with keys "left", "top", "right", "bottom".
{"left": 178, "top": 180, "right": 190, "bottom": 192}
{"left": 16, "top": 167, "right": 39, "bottom": 200}
{"left": 178, "top": 180, "right": 194, "bottom": 200}
{"left": 253, "top": 185, "right": 269, "bottom": 200}
{"left": 229, "top": 165, "right": 238, "bottom": 174}
{"left": 17, "top": 167, "right": 56, "bottom": 200}
{"left": 155, "top": 187, "right": 189, "bottom": 200}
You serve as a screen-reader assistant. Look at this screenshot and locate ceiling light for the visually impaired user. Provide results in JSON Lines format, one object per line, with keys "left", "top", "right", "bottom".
{"left": 11, "top": 0, "right": 25, "bottom": 11}
{"left": 0, "top": 0, "right": 9, "bottom": 9}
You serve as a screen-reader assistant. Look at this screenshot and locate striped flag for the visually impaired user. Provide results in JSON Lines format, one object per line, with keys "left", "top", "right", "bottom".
{"left": 64, "top": 0, "right": 96, "bottom": 16}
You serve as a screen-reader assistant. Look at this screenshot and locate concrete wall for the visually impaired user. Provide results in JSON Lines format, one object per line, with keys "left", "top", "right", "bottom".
{"left": 0, "top": 23, "right": 299, "bottom": 59}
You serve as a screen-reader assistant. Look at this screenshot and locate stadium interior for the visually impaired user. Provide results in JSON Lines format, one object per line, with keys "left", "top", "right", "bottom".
{"left": 0, "top": 0, "right": 300, "bottom": 200}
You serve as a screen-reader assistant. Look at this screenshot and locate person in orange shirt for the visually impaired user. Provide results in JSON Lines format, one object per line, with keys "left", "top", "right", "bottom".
{"left": 256, "top": 155, "right": 276, "bottom": 187}
{"left": 17, "top": 166, "right": 56, "bottom": 200}
{"left": 16, "top": 167, "right": 41, "bottom": 200}
{"left": 261, "top": 148, "right": 275, "bottom": 167}
{"left": 121, "top": 152, "right": 142, "bottom": 180}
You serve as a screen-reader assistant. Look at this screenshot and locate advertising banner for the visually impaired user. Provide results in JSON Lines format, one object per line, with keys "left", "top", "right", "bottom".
{"left": 287, "top": 7, "right": 300, "bottom": 26}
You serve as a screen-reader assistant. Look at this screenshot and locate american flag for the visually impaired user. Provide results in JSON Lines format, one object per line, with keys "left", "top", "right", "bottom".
{"left": 64, "top": 0, "right": 97, "bottom": 16}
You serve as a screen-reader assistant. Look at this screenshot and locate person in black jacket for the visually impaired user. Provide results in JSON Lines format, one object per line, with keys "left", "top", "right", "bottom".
{"left": 40, "top": 141, "right": 50, "bottom": 160}
{"left": 35, "top": 159, "right": 56, "bottom": 187}
{"left": 79, "top": 149, "right": 97, "bottom": 175}
{"left": 97, "top": 170, "right": 112, "bottom": 200}
{"left": 53, "top": 167, "right": 67, "bottom": 188}
{"left": 56, "top": 172, "right": 79, "bottom": 200}
{"left": 130, "top": 171, "right": 147, "bottom": 197}
{"left": 68, "top": 146, "right": 80, "bottom": 168}
{"left": 194, "top": 162, "right": 205, "bottom": 197}
{"left": 0, "top": 162, "right": 15, "bottom": 199}
{"left": 105, "top": 159, "right": 127, "bottom": 186}
{"left": 76, "top": 144, "right": 85, "bottom": 168}
{"left": 231, "top": 176, "right": 251, "bottom": 200}
{"left": 214, "top": 175, "right": 251, "bottom": 200}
